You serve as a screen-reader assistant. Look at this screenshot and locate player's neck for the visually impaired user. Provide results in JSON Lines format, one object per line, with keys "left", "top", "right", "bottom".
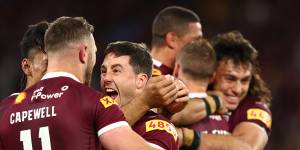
{"left": 25, "top": 79, "right": 35, "bottom": 90}
{"left": 181, "top": 76, "right": 208, "bottom": 93}
{"left": 46, "top": 59, "right": 84, "bottom": 83}
{"left": 151, "top": 46, "right": 176, "bottom": 69}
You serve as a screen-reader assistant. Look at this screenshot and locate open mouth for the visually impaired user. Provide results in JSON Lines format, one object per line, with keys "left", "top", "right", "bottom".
{"left": 105, "top": 88, "right": 119, "bottom": 100}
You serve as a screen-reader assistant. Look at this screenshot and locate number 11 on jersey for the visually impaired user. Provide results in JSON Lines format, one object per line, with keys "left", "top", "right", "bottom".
{"left": 20, "top": 126, "right": 52, "bottom": 150}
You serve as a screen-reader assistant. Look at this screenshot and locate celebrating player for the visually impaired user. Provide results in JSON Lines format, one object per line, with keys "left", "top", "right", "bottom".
{"left": 101, "top": 41, "right": 179, "bottom": 150}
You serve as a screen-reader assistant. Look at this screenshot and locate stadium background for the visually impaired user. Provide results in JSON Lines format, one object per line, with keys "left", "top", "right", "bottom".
{"left": 0, "top": 0, "right": 299, "bottom": 149}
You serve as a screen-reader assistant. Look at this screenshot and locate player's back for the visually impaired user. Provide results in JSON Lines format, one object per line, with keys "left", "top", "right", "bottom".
{"left": 0, "top": 73, "right": 108, "bottom": 150}
{"left": 185, "top": 113, "right": 230, "bottom": 135}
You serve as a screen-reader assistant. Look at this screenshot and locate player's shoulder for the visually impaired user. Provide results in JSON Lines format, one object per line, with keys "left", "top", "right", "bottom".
{"left": 0, "top": 93, "right": 19, "bottom": 106}
{"left": 152, "top": 59, "right": 173, "bottom": 75}
{"left": 140, "top": 111, "right": 178, "bottom": 140}
{"left": 139, "top": 110, "right": 170, "bottom": 124}
{"left": 238, "top": 96, "right": 271, "bottom": 113}
{"left": 232, "top": 96, "right": 272, "bottom": 132}
{"left": 0, "top": 94, "right": 19, "bottom": 117}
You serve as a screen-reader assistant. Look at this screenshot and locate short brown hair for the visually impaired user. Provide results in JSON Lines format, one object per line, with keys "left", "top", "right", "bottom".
{"left": 45, "top": 16, "right": 94, "bottom": 52}
{"left": 177, "top": 38, "right": 216, "bottom": 81}
{"left": 104, "top": 41, "right": 153, "bottom": 78}
{"left": 152, "top": 6, "right": 200, "bottom": 47}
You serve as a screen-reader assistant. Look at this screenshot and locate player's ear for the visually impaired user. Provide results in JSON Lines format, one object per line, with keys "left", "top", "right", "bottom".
{"left": 165, "top": 32, "right": 178, "bottom": 49}
{"left": 79, "top": 44, "right": 88, "bottom": 64}
{"left": 136, "top": 73, "right": 148, "bottom": 89}
{"left": 21, "top": 58, "right": 32, "bottom": 76}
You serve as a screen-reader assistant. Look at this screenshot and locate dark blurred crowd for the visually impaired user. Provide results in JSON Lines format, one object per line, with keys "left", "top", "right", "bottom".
{"left": 0, "top": 0, "right": 299, "bottom": 149}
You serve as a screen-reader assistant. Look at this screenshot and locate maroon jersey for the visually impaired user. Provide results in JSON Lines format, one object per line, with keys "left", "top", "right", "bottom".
{"left": 229, "top": 96, "right": 272, "bottom": 135}
{"left": 0, "top": 94, "right": 18, "bottom": 120}
{"left": 186, "top": 114, "right": 230, "bottom": 135}
{"left": 133, "top": 111, "right": 178, "bottom": 150}
{"left": 0, "top": 94, "right": 18, "bottom": 150}
{"left": 0, "top": 72, "right": 127, "bottom": 150}
{"left": 152, "top": 59, "right": 173, "bottom": 76}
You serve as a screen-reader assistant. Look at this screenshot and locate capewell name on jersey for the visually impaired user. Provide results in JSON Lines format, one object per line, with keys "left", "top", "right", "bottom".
{"left": 9, "top": 85, "right": 69, "bottom": 125}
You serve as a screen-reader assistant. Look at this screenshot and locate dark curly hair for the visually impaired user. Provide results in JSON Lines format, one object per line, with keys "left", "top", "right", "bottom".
{"left": 211, "top": 31, "right": 271, "bottom": 106}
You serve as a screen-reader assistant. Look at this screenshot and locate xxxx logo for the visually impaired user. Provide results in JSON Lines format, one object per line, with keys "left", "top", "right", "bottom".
{"left": 99, "top": 96, "right": 118, "bottom": 108}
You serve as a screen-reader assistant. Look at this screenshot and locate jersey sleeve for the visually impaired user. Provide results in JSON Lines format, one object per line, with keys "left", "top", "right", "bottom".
{"left": 83, "top": 93, "right": 128, "bottom": 137}
{"left": 96, "top": 96, "right": 129, "bottom": 136}
{"left": 231, "top": 100, "right": 272, "bottom": 135}
{"left": 139, "top": 119, "right": 178, "bottom": 150}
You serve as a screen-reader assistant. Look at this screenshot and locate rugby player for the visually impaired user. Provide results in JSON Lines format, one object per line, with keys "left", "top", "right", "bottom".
{"left": 150, "top": 6, "right": 225, "bottom": 122}
{"left": 0, "top": 16, "right": 160, "bottom": 150}
{"left": 19, "top": 21, "right": 49, "bottom": 91}
{"left": 0, "top": 21, "right": 49, "bottom": 102}
{"left": 0, "top": 21, "right": 49, "bottom": 131}
{"left": 150, "top": 6, "right": 202, "bottom": 76}
{"left": 101, "top": 41, "right": 178, "bottom": 150}
{"left": 173, "top": 38, "right": 229, "bottom": 135}
{"left": 179, "top": 31, "right": 272, "bottom": 150}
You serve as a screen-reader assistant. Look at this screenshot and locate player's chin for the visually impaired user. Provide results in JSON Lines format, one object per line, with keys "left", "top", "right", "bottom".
{"left": 224, "top": 97, "right": 239, "bottom": 109}
{"left": 226, "top": 103, "right": 238, "bottom": 111}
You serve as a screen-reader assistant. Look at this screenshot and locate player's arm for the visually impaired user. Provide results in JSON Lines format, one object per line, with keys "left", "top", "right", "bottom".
{"left": 170, "top": 94, "right": 225, "bottom": 125}
{"left": 226, "top": 103, "right": 271, "bottom": 150}
{"left": 231, "top": 122, "right": 268, "bottom": 150}
{"left": 100, "top": 125, "right": 161, "bottom": 150}
{"left": 200, "top": 133, "right": 252, "bottom": 150}
{"left": 179, "top": 123, "right": 267, "bottom": 150}
{"left": 201, "top": 122, "right": 267, "bottom": 150}
{"left": 178, "top": 128, "right": 251, "bottom": 150}
{"left": 170, "top": 99, "right": 207, "bottom": 125}
{"left": 122, "top": 75, "right": 178, "bottom": 126}
{"left": 96, "top": 96, "right": 162, "bottom": 150}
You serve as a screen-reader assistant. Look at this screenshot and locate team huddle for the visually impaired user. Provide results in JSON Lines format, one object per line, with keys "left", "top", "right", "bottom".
{"left": 0, "top": 6, "right": 272, "bottom": 150}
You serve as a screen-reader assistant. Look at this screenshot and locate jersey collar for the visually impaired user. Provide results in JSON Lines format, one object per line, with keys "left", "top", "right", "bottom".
{"left": 152, "top": 58, "right": 162, "bottom": 67}
{"left": 41, "top": 72, "right": 80, "bottom": 83}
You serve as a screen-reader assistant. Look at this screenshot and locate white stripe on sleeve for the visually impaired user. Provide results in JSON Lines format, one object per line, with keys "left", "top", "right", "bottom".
{"left": 148, "top": 142, "right": 165, "bottom": 150}
{"left": 97, "top": 121, "right": 129, "bottom": 136}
